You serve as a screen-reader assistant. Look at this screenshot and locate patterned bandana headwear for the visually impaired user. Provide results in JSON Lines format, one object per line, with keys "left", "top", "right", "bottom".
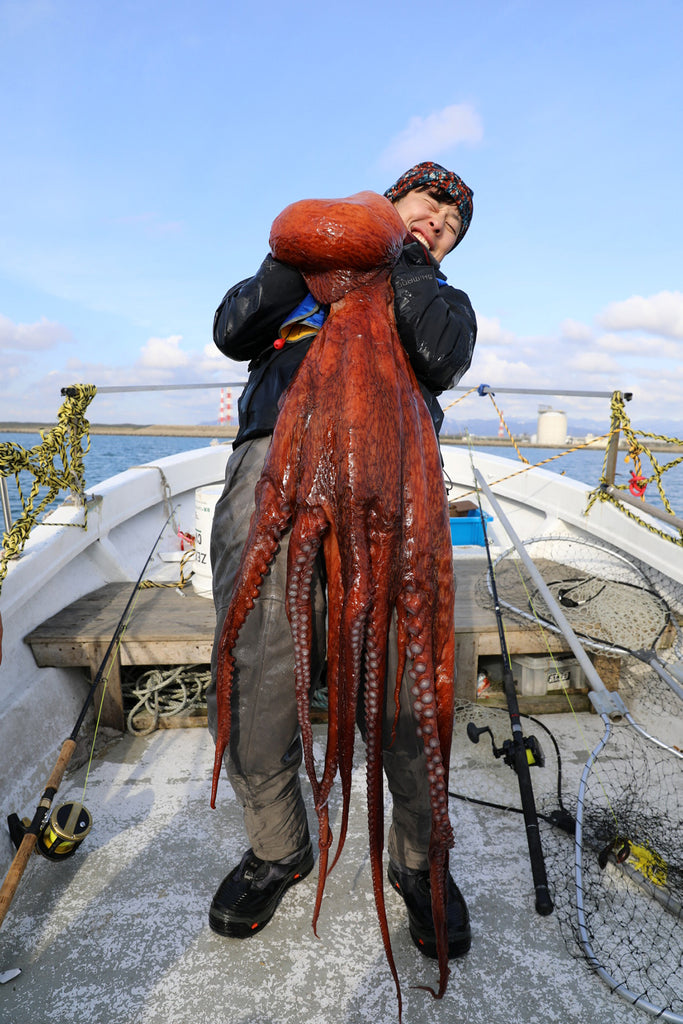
{"left": 384, "top": 161, "right": 474, "bottom": 248}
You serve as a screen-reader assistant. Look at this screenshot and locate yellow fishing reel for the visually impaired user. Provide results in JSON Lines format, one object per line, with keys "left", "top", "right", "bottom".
{"left": 8, "top": 801, "right": 92, "bottom": 861}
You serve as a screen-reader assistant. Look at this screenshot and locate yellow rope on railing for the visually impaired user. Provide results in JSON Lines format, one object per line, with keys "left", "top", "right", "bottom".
{"left": 485, "top": 391, "right": 531, "bottom": 464}
{"left": 442, "top": 387, "right": 532, "bottom": 463}
{"left": 441, "top": 386, "right": 479, "bottom": 413}
{"left": 451, "top": 431, "right": 614, "bottom": 502}
{"left": 586, "top": 391, "right": 683, "bottom": 546}
{"left": 0, "top": 384, "right": 97, "bottom": 591}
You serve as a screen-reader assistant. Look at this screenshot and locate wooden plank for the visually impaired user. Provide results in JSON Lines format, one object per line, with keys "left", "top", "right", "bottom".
{"left": 87, "top": 641, "right": 124, "bottom": 732}
{"left": 454, "top": 633, "right": 477, "bottom": 700}
{"left": 26, "top": 583, "right": 216, "bottom": 669}
{"left": 25, "top": 557, "right": 583, "bottom": 717}
{"left": 129, "top": 709, "right": 209, "bottom": 731}
{"left": 477, "top": 691, "right": 592, "bottom": 715}
{"left": 26, "top": 583, "right": 216, "bottom": 643}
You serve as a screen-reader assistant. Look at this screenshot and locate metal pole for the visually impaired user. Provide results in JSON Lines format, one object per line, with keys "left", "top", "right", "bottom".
{"left": 457, "top": 385, "right": 632, "bottom": 401}
{"left": 62, "top": 382, "right": 247, "bottom": 396}
{"left": 603, "top": 425, "right": 621, "bottom": 489}
{"left": 601, "top": 485, "right": 683, "bottom": 532}
{"left": 1, "top": 477, "right": 12, "bottom": 535}
{"left": 59, "top": 382, "right": 630, "bottom": 400}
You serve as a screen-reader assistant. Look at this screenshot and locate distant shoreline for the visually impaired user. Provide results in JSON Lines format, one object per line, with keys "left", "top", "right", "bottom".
{"left": 0, "top": 422, "right": 239, "bottom": 438}
{"left": 0, "top": 422, "right": 565, "bottom": 447}
{"left": 1, "top": 422, "right": 681, "bottom": 452}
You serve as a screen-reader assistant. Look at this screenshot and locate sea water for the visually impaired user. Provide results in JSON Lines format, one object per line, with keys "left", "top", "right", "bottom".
{"left": 1, "top": 432, "right": 681, "bottom": 526}
{"left": 0, "top": 432, "right": 216, "bottom": 524}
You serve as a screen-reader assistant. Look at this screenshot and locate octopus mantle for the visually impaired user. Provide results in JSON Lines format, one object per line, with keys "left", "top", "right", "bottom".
{"left": 211, "top": 191, "right": 456, "bottom": 1016}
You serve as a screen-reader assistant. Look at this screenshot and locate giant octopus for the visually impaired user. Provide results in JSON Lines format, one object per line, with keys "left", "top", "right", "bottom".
{"left": 210, "top": 190, "right": 456, "bottom": 1017}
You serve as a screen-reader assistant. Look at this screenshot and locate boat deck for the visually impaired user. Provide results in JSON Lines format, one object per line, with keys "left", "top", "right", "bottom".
{"left": 24, "top": 555, "right": 592, "bottom": 730}
{"left": 0, "top": 715, "right": 646, "bottom": 1024}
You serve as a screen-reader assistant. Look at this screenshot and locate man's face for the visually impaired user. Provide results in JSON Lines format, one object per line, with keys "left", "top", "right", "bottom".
{"left": 392, "top": 188, "right": 462, "bottom": 264}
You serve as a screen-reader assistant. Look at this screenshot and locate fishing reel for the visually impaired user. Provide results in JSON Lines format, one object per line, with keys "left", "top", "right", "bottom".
{"left": 467, "top": 722, "right": 545, "bottom": 771}
{"left": 7, "top": 801, "right": 92, "bottom": 861}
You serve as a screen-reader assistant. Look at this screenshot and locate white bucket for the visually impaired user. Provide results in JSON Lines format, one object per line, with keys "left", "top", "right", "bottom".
{"left": 191, "top": 484, "right": 224, "bottom": 599}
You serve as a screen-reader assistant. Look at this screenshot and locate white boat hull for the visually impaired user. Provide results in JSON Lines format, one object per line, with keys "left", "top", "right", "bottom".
{"left": 2, "top": 441, "right": 681, "bottom": 858}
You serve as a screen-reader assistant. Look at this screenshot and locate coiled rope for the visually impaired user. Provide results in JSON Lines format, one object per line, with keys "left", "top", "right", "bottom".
{"left": 124, "top": 664, "right": 211, "bottom": 734}
{"left": 0, "top": 384, "right": 96, "bottom": 592}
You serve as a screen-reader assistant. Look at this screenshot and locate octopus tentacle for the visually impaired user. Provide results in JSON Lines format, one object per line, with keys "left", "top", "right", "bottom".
{"left": 389, "top": 614, "right": 409, "bottom": 747}
{"left": 286, "top": 509, "right": 327, "bottom": 805}
{"left": 364, "top": 598, "right": 403, "bottom": 1020}
{"left": 390, "top": 378, "right": 456, "bottom": 998}
{"left": 328, "top": 506, "right": 400, "bottom": 878}
{"left": 331, "top": 571, "right": 371, "bottom": 861}
{"left": 285, "top": 508, "right": 338, "bottom": 937}
{"left": 397, "top": 573, "right": 456, "bottom": 995}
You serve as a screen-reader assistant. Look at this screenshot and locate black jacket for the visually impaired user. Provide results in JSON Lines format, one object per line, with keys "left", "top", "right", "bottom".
{"left": 214, "top": 241, "right": 477, "bottom": 448}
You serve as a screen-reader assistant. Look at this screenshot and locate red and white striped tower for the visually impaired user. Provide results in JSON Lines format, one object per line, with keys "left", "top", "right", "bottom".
{"left": 219, "top": 388, "right": 232, "bottom": 425}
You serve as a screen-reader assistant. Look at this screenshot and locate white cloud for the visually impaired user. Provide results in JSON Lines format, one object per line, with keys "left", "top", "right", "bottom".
{"left": 475, "top": 314, "right": 517, "bottom": 346}
{"left": 594, "top": 332, "right": 644, "bottom": 354}
{"left": 560, "top": 318, "right": 593, "bottom": 342}
{"left": 379, "top": 104, "right": 483, "bottom": 168}
{"left": 202, "top": 342, "right": 224, "bottom": 363}
{"left": 467, "top": 350, "right": 538, "bottom": 387}
{"left": 570, "top": 351, "right": 622, "bottom": 374}
{"left": 137, "top": 334, "right": 189, "bottom": 370}
{"left": 0, "top": 313, "right": 73, "bottom": 351}
{"left": 196, "top": 346, "right": 247, "bottom": 382}
{"left": 595, "top": 332, "right": 681, "bottom": 359}
{"left": 598, "top": 291, "right": 683, "bottom": 339}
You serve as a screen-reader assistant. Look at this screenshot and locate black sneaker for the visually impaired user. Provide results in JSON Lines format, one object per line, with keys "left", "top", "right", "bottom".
{"left": 209, "top": 844, "right": 314, "bottom": 938}
{"left": 387, "top": 860, "right": 471, "bottom": 959}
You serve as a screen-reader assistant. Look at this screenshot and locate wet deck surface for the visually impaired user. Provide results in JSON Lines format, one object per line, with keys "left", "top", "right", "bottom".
{"left": 0, "top": 717, "right": 646, "bottom": 1024}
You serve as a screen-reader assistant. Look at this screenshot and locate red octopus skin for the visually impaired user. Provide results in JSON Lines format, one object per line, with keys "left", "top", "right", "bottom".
{"left": 211, "top": 190, "right": 456, "bottom": 1018}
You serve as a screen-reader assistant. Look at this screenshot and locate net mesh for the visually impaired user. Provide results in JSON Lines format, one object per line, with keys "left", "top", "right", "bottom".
{"left": 490, "top": 535, "right": 683, "bottom": 669}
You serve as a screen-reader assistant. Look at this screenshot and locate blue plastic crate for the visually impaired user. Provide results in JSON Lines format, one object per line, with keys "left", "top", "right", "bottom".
{"left": 449, "top": 510, "right": 493, "bottom": 547}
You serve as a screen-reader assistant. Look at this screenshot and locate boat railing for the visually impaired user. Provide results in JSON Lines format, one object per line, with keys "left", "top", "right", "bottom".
{"left": 442, "top": 385, "right": 683, "bottom": 544}
{"left": 2, "top": 382, "right": 682, "bottom": 598}
{"left": 0, "top": 382, "right": 244, "bottom": 594}
{"left": 0, "top": 384, "right": 97, "bottom": 592}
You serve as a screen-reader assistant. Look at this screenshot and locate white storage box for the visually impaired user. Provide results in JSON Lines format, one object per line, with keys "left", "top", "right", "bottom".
{"left": 510, "top": 654, "right": 585, "bottom": 696}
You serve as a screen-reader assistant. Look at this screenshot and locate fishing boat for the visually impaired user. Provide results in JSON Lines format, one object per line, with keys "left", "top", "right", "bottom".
{"left": 0, "top": 384, "right": 681, "bottom": 1024}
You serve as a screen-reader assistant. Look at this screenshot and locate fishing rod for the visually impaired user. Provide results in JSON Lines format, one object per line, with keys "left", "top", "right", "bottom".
{"left": 0, "top": 509, "right": 175, "bottom": 931}
{"left": 467, "top": 457, "right": 554, "bottom": 916}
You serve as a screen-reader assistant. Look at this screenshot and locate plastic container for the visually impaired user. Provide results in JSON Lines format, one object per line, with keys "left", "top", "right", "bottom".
{"left": 510, "top": 654, "right": 585, "bottom": 696}
{"left": 450, "top": 510, "right": 493, "bottom": 547}
{"left": 191, "top": 484, "right": 224, "bottom": 598}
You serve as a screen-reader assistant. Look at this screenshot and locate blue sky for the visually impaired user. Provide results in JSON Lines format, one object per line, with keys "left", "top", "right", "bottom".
{"left": 1, "top": 0, "right": 681, "bottom": 435}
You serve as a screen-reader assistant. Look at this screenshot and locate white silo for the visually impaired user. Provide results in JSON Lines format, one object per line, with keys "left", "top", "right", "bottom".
{"left": 537, "top": 405, "right": 567, "bottom": 445}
